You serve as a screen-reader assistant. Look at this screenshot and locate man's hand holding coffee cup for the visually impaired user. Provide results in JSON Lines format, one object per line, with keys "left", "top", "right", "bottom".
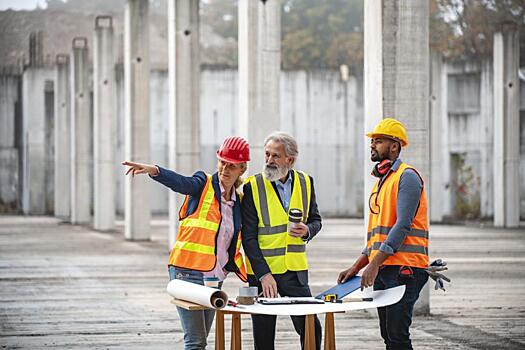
{"left": 288, "top": 221, "right": 309, "bottom": 238}
{"left": 288, "top": 208, "right": 306, "bottom": 237}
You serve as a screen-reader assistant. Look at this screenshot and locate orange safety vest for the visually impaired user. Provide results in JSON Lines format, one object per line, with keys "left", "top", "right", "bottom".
{"left": 168, "top": 174, "right": 247, "bottom": 282}
{"left": 367, "top": 162, "right": 429, "bottom": 268}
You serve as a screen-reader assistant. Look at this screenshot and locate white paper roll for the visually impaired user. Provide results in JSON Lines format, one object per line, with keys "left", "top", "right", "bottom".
{"left": 166, "top": 279, "right": 228, "bottom": 309}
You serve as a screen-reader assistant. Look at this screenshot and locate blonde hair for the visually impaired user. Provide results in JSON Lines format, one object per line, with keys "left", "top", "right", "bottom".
{"left": 234, "top": 162, "right": 247, "bottom": 188}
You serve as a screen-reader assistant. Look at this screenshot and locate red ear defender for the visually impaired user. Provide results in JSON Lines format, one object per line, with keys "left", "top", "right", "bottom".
{"left": 371, "top": 159, "right": 393, "bottom": 178}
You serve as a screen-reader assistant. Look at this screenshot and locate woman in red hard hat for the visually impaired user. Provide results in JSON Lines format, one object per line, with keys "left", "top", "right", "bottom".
{"left": 122, "top": 136, "right": 250, "bottom": 349}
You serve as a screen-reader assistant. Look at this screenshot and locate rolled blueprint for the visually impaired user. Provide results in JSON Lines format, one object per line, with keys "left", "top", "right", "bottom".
{"left": 166, "top": 279, "right": 228, "bottom": 309}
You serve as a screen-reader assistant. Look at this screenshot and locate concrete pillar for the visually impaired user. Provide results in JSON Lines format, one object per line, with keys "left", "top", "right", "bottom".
{"left": 54, "top": 54, "right": 71, "bottom": 220}
{"left": 429, "top": 51, "right": 444, "bottom": 222}
{"left": 93, "top": 16, "right": 116, "bottom": 231}
{"left": 70, "top": 37, "right": 92, "bottom": 224}
{"left": 22, "top": 69, "right": 54, "bottom": 214}
{"left": 480, "top": 60, "right": 494, "bottom": 218}
{"left": 44, "top": 80, "right": 55, "bottom": 214}
{"left": 167, "top": 0, "right": 200, "bottom": 248}
{"left": 124, "top": 0, "right": 151, "bottom": 240}
{"left": 364, "top": 0, "right": 430, "bottom": 314}
{"left": 0, "top": 74, "right": 21, "bottom": 212}
{"left": 22, "top": 31, "right": 52, "bottom": 214}
{"left": 239, "top": 0, "right": 281, "bottom": 173}
{"left": 493, "top": 23, "right": 520, "bottom": 228}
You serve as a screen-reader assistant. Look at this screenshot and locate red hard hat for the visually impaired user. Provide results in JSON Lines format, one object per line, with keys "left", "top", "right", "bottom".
{"left": 216, "top": 136, "right": 250, "bottom": 164}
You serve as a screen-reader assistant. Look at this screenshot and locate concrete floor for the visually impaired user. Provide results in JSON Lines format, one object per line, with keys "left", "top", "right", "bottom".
{"left": 0, "top": 215, "right": 524, "bottom": 349}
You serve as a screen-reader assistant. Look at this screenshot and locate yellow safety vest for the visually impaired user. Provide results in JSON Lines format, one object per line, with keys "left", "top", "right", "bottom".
{"left": 246, "top": 170, "right": 312, "bottom": 275}
{"left": 367, "top": 162, "right": 429, "bottom": 268}
{"left": 168, "top": 174, "right": 247, "bottom": 282}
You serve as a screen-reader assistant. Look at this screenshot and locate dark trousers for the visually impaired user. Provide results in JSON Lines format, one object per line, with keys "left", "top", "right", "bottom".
{"left": 374, "top": 265, "right": 428, "bottom": 350}
{"left": 248, "top": 271, "right": 322, "bottom": 350}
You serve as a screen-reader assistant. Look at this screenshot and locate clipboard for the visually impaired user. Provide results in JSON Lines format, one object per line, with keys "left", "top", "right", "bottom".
{"left": 315, "top": 276, "right": 361, "bottom": 300}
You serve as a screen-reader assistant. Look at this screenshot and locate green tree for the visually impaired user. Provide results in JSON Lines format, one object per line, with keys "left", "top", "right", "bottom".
{"left": 281, "top": 0, "right": 363, "bottom": 70}
{"left": 431, "top": 0, "right": 525, "bottom": 64}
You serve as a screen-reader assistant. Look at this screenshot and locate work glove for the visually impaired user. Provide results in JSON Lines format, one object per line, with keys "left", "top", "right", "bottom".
{"left": 424, "top": 259, "right": 451, "bottom": 292}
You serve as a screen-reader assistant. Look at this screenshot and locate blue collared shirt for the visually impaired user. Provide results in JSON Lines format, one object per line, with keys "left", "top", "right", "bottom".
{"left": 273, "top": 171, "right": 310, "bottom": 242}
{"left": 274, "top": 172, "right": 293, "bottom": 212}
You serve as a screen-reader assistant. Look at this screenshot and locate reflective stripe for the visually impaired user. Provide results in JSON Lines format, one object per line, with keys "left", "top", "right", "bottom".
{"left": 371, "top": 242, "right": 428, "bottom": 255}
{"left": 408, "top": 228, "right": 429, "bottom": 238}
{"left": 179, "top": 218, "right": 219, "bottom": 231}
{"left": 287, "top": 244, "right": 306, "bottom": 253}
{"left": 255, "top": 174, "right": 271, "bottom": 227}
{"left": 261, "top": 247, "right": 286, "bottom": 257}
{"left": 367, "top": 226, "right": 429, "bottom": 240}
{"left": 174, "top": 240, "right": 215, "bottom": 255}
{"left": 199, "top": 180, "right": 216, "bottom": 221}
{"left": 297, "top": 171, "right": 308, "bottom": 220}
{"left": 258, "top": 224, "right": 288, "bottom": 235}
{"left": 260, "top": 244, "right": 306, "bottom": 256}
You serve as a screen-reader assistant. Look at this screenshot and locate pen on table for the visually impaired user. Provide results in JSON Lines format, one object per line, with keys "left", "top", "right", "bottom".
{"left": 336, "top": 297, "right": 374, "bottom": 303}
{"left": 227, "top": 300, "right": 246, "bottom": 308}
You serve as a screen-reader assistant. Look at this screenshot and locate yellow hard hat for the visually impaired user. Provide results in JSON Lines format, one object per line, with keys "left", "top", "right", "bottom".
{"left": 366, "top": 118, "right": 408, "bottom": 147}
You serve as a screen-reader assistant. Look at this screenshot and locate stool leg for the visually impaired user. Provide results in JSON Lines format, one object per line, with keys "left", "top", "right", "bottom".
{"left": 215, "top": 310, "right": 225, "bottom": 350}
{"left": 324, "top": 312, "right": 335, "bottom": 350}
{"left": 304, "top": 314, "right": 316, "bottom": 350}
{"left": 230, "top": 313, "right": 242, "bottom": 350}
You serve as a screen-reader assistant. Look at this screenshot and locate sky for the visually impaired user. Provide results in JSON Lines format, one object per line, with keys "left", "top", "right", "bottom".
{"left": 0, "top": 0, "right": 50, "bottom": 10}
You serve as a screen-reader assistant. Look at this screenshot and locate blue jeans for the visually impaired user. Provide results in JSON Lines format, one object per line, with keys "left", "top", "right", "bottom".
{"left": 169, "top": 267, "right": 223, "bottom": 350}
{"left": 373, "top": 265, "right": 428, "bottom": 350}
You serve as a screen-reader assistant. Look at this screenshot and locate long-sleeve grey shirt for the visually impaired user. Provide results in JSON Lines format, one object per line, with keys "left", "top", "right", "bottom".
{"left": 363, "top": 158, "right": 423, "bottom": 256}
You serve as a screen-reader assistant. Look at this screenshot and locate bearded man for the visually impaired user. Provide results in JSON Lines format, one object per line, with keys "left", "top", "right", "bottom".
{"left": 242, "top": 131, "right": 323, "bottom": 350}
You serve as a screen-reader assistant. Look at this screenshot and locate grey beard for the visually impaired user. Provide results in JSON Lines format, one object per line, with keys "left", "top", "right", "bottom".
{"left": 263, "top": 164, "right": 290, "bottom": 182}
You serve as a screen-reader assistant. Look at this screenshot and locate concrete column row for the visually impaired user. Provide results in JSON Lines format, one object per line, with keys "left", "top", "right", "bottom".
{"left": 43, "top": 0, "right": 285, "bottom": 246}
{"left": 50, "top": 6, "right": 145, "bottom": 239}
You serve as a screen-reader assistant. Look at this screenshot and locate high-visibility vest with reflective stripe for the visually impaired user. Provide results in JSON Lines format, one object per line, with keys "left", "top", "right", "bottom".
{"left": 246, "top": 170, "right": 312, "bottom": 275}
{"left": 367, "top": 162, "right": 429, "bottom": 268}
{"left": 168, "top": 174, "right": 247, "bottom": 282}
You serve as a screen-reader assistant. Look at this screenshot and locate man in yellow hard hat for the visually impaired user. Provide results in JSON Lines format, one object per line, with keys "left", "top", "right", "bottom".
{"left": 338, "top": 118, "right": 429, "bottom": 350}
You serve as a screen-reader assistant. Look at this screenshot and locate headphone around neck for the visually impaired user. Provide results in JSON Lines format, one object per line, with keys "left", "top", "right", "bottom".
{"left": 371, "top": 159, "right": 394, "bottom": 178}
